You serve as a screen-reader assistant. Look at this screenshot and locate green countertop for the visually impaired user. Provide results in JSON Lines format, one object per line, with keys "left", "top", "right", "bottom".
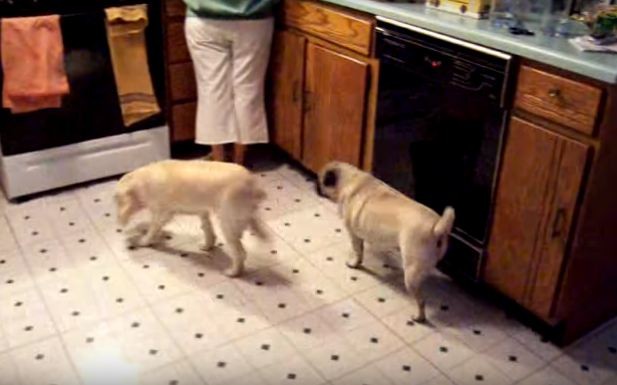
{"left": 319, "top": 0, "right": 617, "bottom": 84}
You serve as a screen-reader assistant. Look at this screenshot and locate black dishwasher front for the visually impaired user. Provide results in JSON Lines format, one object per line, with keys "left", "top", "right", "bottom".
{"left": 373, "top": 18, "right": 513, "bottom": 281}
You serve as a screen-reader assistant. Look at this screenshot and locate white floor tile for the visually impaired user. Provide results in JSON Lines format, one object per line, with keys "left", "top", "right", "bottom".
{"left": 413, "top": 332, "right": 476, "bottom": 373}
{"left": 0, "top": 352, "right": 21, "bottom": 385}
{"left": 277, "top": 311, "right": 336, "bottom": 352}
{"left": 190, "top": 343, "right": 254, "bottom": 385}
{"left": 374, "top": 347, "right": 440, "bottom": 385}
{"left": 10, "top": 336, "right": 81, "bottom": 385}
{"left": 138, "top": 359, "right": 204, "bottom": 385}
{"left": 482, "top": 337, "right": 545, "bottom": 383}
{"left": 330, "top": 364, "right": 394, "bottom": 385}
{"left": 446, "top": 355, "right": 512, "bottom": 385}
{"left": 516, "top": 366, "right": 579, "bottom": 385}
{"left": 342, "top": 320, "right": 405, "bottom": 361}
{"left": 0, "top": 287, "right": 58, "bottom": 348}
{"left": 235, "top": 327, "right": 298, "bottom": 368}
{"left": 304, "top": 336, "right": 367, "bottom": 380}
{"left": 316, "top": 298, "right": 377, "bottom": 332}
{"left": 259, "top": 355, "right": 326, "bottom": 385}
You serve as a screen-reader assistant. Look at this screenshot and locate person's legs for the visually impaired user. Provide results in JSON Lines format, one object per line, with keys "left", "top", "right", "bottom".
{"left": 230, "top": 18, "right": 274, "bottom": 163}
{"left": 185, "top": 17, "right": 238, "bottom": 151}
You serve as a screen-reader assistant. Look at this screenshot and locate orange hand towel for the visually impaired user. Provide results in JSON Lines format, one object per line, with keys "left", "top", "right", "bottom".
{"left": 1, "top": 15, "right": 70, "bottom": 113}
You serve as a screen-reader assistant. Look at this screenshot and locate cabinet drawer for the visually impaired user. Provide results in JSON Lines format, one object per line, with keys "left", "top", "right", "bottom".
{"left": 282, "top": 0, "right": 373, "bottom": 56}
{"left": 171, "top": 102, "right": 196, "bottom": 142}
{"left": 515, "top": 65, "right": 603, "bottom": 136}
{"left": 167, "top": 21, "right": 190, "bottom": 64}
{"left": 169, "top": 62, "right": 197, "bottom": 102}
{"left": 165, "top": 0, "right": 185, "bottom": 19}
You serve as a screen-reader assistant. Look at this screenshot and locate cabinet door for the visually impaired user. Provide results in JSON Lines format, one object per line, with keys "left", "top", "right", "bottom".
{"left": 485, "top": 117, "right": 588, "bottom": 319}
{"left": 269, "top": 30, "right": 306, "bottom": 159}
{"left": 302, "top": 43, "right": 368, "bottom": 173}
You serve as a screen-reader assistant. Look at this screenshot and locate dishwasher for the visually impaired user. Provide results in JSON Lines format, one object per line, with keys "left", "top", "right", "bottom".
{"left": 372, "top": 17, "right": 513, "bottom": 281}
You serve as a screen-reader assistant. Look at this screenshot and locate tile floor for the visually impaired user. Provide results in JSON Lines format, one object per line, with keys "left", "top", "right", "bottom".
{"left": 0, "top": 159, "right": 616, "bottom": 385}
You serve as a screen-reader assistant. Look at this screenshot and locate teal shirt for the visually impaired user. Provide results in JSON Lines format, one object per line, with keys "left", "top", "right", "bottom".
{"left": 184, "top": 0, "right": 279, "bottom": 19}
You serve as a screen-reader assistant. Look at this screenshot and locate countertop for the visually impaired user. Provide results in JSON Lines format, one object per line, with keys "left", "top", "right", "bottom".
{"left": 318, "top": 0, "right": 617, "bottom": 84}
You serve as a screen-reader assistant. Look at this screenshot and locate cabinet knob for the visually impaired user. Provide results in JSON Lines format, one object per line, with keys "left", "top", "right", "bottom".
{"left": 548, "top": 88, "right": 561, "bottom": 98}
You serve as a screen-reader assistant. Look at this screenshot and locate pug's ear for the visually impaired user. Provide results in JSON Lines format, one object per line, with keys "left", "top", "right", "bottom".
{"left": 323, "top": 169, "right": 338, "bottom": 187}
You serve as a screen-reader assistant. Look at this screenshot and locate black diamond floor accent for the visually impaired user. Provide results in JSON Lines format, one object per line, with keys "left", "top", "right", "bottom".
{"left": 287, "top": 373, "right": 296, "bottom": 380}
{"left": 402, "top": 365, "right": 411, "bottom": 372}
{"left": 237, "top": 318, "right": 245, "bottom": 323}
{"left": 581, "top": 365, "right": 590, "bottom": 372}
{"left": 341, "top": 313, "right": 350, "bottom": 318}
{"left": 370, "top": 337, "right": 379, "bottom": 344}
{"left": 439, "top": 346, "right": 448, "bottom": 353}
{"left": 608, "top": 346, "right": 616, "bottom": 354}
{"left": 195, "top": 333, "right": 203, "bottom": 339}
{"left": 473, "top": 329, "right": 482, "bottom": 335}
{"left": 330, "top": 355, "right": 339, "bottom": 361}
{"left": 278, "top": 303, "right": 286, "bottom": 309}
{"left": 508, "top": 355, "right": 518, "bottom": 362}
{"left": 217, "top": 361, "right": 226, "bottom": 368}
{"left": 475, "top": 374, "right": 484, "bottom": 381}
{"left": 377, "top": 297, "right": 386, "bottom": 303}
{"left": 303, "top": 328, "right": 312, "bottom": 334}
{"left": 261, "top": 344, "right": 270, "bottom": 351}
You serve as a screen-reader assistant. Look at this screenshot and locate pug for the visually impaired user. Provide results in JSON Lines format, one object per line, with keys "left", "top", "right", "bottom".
{"left": 114, "top": 159, "right": 268, "bottom": 277}
{"left": 316, "top": 161, "right": 455, "bottom": 322}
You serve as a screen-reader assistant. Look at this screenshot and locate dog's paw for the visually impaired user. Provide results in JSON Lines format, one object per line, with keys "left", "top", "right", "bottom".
{"left": 224, "top": 267, "right": 242, "bottom": 277}
{"left": 346, "top": 258, "right": 362, "bottom": 269}
{"left": 200, "top": 243, "right": 215, "bottom": 252}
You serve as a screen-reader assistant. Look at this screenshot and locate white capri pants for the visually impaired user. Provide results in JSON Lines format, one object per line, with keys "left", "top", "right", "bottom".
{"left": 185, "top": 17, "right": 274, "bottom": 145}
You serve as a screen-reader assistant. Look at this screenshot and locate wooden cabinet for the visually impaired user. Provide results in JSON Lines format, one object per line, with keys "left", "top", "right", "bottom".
{"left": 269, "top": 30, "right": 306, "bottom": 159}
{"left": 484, "top": 61, "right": 617, "bottom": 344}
{"left": 269, "top": 0, "right": 377, "bottom": 173}
{"left": 303, "top": 43, "right": 368, "bottom": 171}
{"left": 485, "top": 117, "right": 589, "bottom": 320}
{"left": 162, "top": 0, "right": 197, "bottom": 143}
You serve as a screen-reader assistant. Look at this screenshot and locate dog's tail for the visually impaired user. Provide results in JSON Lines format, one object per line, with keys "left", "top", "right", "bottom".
{"left": 433, "top": 206, "right": 455, "bottom": 239}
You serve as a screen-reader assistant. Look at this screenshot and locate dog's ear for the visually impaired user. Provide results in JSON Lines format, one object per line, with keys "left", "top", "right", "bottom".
{"left": 323, "top": 169, "right": 338, "bottom": 188}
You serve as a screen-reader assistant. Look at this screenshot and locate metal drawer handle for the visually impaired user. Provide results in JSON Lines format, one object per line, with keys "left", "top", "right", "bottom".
{"left": 548, "top": 88, "right": 561, "bottom": 98}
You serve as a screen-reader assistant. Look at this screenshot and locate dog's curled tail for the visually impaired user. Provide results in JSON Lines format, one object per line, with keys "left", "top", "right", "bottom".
{"left": 433, "top": 206, "right": 455, "bottom": 238}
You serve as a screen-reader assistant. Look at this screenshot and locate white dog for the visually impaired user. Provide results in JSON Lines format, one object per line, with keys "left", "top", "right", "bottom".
{"left": 114, "top": 159, "right": 268, "bottom": 277}
{"left": 317, "top": 161, "right": 455, "bottom": 322}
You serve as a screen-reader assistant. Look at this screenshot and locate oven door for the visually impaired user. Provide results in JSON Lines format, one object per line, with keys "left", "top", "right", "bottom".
{"left": 373, "top": 28, "right": 509, "bottom": 278}
{"left": 0, "top": 2, "right": 165, "bottom": 157}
